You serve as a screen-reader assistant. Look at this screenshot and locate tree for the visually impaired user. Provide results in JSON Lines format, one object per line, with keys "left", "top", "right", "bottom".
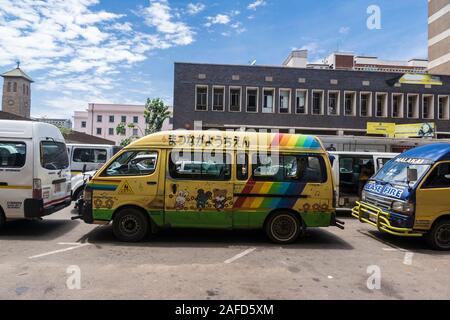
{"left": 116, "top": 98, "right": 171, "bottom": 147}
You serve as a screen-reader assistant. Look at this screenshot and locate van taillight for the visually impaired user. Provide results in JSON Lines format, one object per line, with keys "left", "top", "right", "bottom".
{"left": 32, "top": 178, "right": 42, "bottom": 199}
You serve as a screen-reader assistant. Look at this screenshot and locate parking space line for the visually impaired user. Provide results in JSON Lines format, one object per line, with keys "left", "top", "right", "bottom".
{"left": 224, "top": 248, "right": 256, "bottom": 264}
{"left": 29, "top": 243, "right": 91, "bottom": 259}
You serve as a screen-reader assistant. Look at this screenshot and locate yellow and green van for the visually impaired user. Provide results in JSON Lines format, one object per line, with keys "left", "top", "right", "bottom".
{"left": 352, "top": 143, "right": 450, "bottom": 250}
{"left": 76, "top": 130, "right": 343, "bottom": 243}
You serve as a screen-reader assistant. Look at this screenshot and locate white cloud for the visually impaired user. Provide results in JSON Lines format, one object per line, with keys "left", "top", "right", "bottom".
{"left": 339, "top": 26, "right": 350, "bottom": 34}
{"left": 206, "top": 14, "right": 231, "bottom": 26}
{"left": 248, "top": 0, "right": 266, "bottom": 10}
{"left": 187, "top": 3, "right": 205, "bottom": 15}
{"left": 0, "top": 0, "right": 195, "bottom": 118}
{"left": 141, "top": 0, "right": 195, "bottom": 46}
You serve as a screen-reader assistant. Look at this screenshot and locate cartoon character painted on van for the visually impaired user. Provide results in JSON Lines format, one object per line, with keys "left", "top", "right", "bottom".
{"left": 77, "top": 131, "right": 342, "bottom": 244}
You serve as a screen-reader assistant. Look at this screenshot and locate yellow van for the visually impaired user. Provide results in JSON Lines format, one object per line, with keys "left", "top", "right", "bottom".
{"left": 352, "top": 143, "right": 450, "bottom": 250}
{"left": 75, "top": 130, "right": 343, "bottom": 243}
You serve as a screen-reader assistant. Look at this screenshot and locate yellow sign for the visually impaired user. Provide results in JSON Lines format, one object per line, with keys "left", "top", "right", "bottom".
{"left": 395, "top": 123, "right": 435, "bottom": 138}
{"left": 399, "top": 74, "right": 443, "bottom": 86}
{"left": 367, "top": 122, "right": 436, "bottom": 138}
{"left": 118, "top": 181, "right": 134, "bottom": 195}
{"left": 367, "top": 122, "right": 396, "bottom": 138}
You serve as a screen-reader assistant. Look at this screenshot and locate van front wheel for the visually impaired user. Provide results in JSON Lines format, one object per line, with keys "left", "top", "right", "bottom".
{"left": 113, "top": 208, "right": 149, "bottom": 242}
{"left": 426, "top": 219, "right": 450, "bottom": 250}
{"left": 265, "top": 212, "right": 302, "bottom": 244}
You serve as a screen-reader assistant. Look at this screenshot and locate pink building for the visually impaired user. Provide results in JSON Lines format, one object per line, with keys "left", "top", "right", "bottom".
{"left": 73, "top": 103, "right": 173, "bottom": 145}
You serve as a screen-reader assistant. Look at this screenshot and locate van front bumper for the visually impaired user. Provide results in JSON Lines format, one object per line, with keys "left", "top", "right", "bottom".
{"left": 351, "top": 201, "right": 423, "bottom": 237}
{"left": 24, "top": 197, "right": 71, "bottom": 218}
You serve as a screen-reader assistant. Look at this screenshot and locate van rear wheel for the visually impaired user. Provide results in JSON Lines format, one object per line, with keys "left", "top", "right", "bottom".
{"left": 426, "top": 219, "right": 450, "bottom": 251}
{"left": 113, "top": 208, "right": 149, "bottom": 242}
{"left": 265, "top": 211, "right": 302, "bottom": 244}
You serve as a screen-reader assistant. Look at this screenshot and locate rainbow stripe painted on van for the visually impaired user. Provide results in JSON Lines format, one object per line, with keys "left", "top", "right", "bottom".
{"left": 234, "top": 181, "right": 307, "bottom": 209}
{"left": 90, "top": 179, "right": 121, "bottom": 191}
{"left": 270, "top": 133, "right": 321, "bottom": 149}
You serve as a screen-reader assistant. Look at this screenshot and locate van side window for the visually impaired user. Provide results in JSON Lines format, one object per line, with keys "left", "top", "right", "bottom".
{"left": 73, "top": 148, "right": 107, "bottom": 163}
{"left": 102, "top": 151, "right": 158, "bottom": 176}
{"left": 423, "top": 163, "right": 450, "bottom": 189}
{"left": 236, "top": 153, "right": 248, "bottom": 180}
{"left": 40, "top": 141, "right": 69, "bottom": 170}
{"left": 0, "top": 141, "right": 26, "bottom": 168}
{"left": 252, "top": 154, "right": 326, "bottom": 182}
{"left": 169, "top": 152, "right": 231, "bottom": 181}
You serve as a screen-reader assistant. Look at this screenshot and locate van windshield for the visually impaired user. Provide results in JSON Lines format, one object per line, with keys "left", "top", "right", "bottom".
{"left": 41, "top": 141, "right": 69, "bottom": 170}
{"left": 372, "top": 159, "right": 430, "bottom": 187}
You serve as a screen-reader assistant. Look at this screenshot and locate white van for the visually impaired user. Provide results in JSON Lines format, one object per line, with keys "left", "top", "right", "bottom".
{"left": 0, "top": 120, "right": 71, "bottom": 228}
{"left": 67, "top": 144, "right": 121, "bottom": 175}
{"left": 329, "top": 151, "right": 398, "bottom": 210}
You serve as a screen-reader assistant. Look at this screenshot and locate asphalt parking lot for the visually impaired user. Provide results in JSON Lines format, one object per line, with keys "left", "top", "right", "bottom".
{"left": 0, "top": 204, "right": 449, "bottom": 300}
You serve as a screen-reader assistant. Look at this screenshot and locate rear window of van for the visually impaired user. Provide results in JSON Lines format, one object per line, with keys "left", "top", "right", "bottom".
{"left": 0, "top": 141, "right": 26, "bottom": 168}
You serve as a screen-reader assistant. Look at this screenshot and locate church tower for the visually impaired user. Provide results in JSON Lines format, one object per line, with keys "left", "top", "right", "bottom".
{"left": 1, "top": 63, "right": 33, "bottom": 118}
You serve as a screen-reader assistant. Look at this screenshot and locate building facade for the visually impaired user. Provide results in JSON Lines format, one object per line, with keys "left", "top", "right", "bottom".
{"left": 1, "top": 65, "right": 33, "bottom": 118}
{"left": 173, "top": 62, "right": 450, "bottom": 139}
{"left": 73, "top": 103, "right": 173, "bottom": 145}
{"left": 428, "top": 0, "right": 450, "bottom": 75}
{"left": 35, "top": 117, "right": 72, "bottom": 129}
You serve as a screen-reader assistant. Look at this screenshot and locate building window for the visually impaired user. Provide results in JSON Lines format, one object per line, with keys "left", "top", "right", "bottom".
{"left": 97, "top": 115, "right": 102, "bottom": 123}
{"left": 108, "top": 128, "right": 114, "bottom": 135}
{"left": 407, "top": 94, "right": 419, "bottom": 119}
{"left": 312, "top": 90, "right": 324, "bottom": 115}
{"left": 81, "top": 121, "right": 86, "bottom": 128}
{"left": 96, "top": 128, "right": 102, "bottom": 135}
{"left": 279, "top": 89, "right": 291, "bottom": 114}
{"left": 262, "top": 88, "right": 274, "bottom": 113}
{"left": 132, "top": 128, "right": 139, "bottom": 136}
{"left": 26, "top": 85, "right": 29, "bottom": 96}
{"left": 133, "top": 116, "right": 139, "bottom": 123}
{"left": 295, "top": 90, "right": 308, "bottom": 114}
{"left": 246, "top": 88, "right": 258, "bottom": 113}
{"left": 7, "top": 82, "right": 11, "bottom": 92}
{"left": 423, "top": 95, "right": 434, "bottom": 119}
{"left": 360, "top": 92, "right": 372, "bottom": 117}
{"left": 109, "top": 115, "right": 115, "bottom": 123}
{"left": 375, "top": 93, "right": 388, "bottom": 117}
{"left": 392, "top": 93, "right": 404, "bottom": 118}
{"left": 22, "top": 84, "right": 25, "bottom": 94}
{"left": 328, "top": 91, "right": 340, "bottom": 116}
{"left": 438, "top": 96, "right": 450, "bottom": 120}
{"left": 195, "top": 85, "right": 208, "bottom": 111}
{"left": 229, "top": 87, "right": 241, "bottom": 112}
{"left": 212, "top": 86, "right": 225, "bottom": 111}
{"left": 121, "top": 116, "right": 126, "bottom": 123}
{"left": 13, "top": 82, "right": 17, "bottom": 92}
{"left": 344, "top": 92, "right": 356, "bottom": 116}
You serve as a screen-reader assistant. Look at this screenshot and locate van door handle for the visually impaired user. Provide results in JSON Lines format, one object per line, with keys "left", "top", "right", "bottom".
{"left": 0, "top": 182, "right": 8, "bottom": 186}
{"left": 147, "top": 181, "right": 157, "bottom": 185}
{"left": 171, "top": 184, "right": 177, "bottom": 194}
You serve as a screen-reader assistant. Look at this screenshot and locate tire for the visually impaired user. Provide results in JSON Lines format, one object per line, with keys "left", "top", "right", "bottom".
{"left": 112, "top": 208, "right": 149, "bottom": 242}
{"left": 425, "top": 219, "right": 450, "bottom": 251}
{"left": 73, "top": 188, "right": 84, "bottom": 202}
{"left": 265, "top": 211, "right": 302, "bottom": 244}
{"left": 0, "top": 208, "right": 5, "bottom": 230}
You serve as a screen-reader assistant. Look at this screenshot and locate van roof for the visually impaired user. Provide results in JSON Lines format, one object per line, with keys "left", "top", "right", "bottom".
{"left": 398, "top": 143, "right": 450, "bottom": 162}
{"left": 126, "top": 130, "right": 325, "bottom": 152}
{"left": 0, "top": 120, "right": 64, "bottom": 141}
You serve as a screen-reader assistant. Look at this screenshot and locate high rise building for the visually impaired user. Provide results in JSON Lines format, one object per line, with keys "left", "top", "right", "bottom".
{"left": 428, "top": 0, "right": 450, "bottom": 75}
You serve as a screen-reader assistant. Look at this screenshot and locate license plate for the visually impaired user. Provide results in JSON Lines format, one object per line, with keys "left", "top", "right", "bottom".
{"left": 54, "top": 183, "right": 62, "bottom": 193}
{"left": 368, "top": 214, "right": 377, "bottom": 223}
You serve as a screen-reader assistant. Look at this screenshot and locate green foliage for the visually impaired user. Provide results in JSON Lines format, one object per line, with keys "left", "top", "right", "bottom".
{"left": 116, "top": 98, "right": 171, "bottom": 147}
{"left": 58, "top": 126, "right": 72, "bottom": 137}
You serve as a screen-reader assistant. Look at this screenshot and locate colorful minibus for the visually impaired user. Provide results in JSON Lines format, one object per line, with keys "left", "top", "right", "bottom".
{"left": 75, "top": 130, "right": 343, "bottom": 243}
{"left": 352, "top": 143, "right": 450, "bottom": 250}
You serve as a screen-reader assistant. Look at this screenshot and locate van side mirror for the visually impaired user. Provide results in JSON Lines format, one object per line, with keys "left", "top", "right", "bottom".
{"left": 82, "top": 164, "right": 87, "bottom": 173}
{"left": 407, "top": 168, "right": 418, "bottom": 182}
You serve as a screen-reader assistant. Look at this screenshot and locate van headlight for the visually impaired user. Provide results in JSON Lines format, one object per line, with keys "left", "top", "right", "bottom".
{"left": 391, "top": 201, "right": 414, "bottom": 215}
{"left": 361, "top": 191, "right": 367, "bottom": 201}
{"left": 84, "top": 188, "right": 92, "bottom": 202}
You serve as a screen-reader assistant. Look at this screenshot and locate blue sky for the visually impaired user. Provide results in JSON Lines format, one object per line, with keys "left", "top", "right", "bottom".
{"left": 0, "top": 0, "right": 428, "bottom": 119}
